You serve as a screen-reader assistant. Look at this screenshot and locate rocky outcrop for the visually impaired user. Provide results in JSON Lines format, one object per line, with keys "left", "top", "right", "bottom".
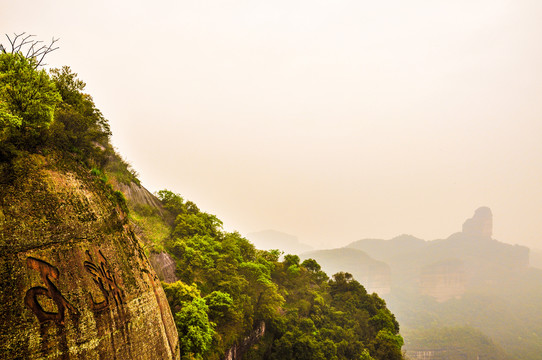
{"left": 223, "top": 321, "right": 266, "bottom": 360}
{"left": 112, "top": 181, "right": 179, "bottom": 284}
{"left": 150, "top": 252, "right": 179, "bottom": 283}
{"left": 114, "top": 180, "right": 164, "bottom": 214}
{"left": 419, "top": 260, "right": 466, "bottom": 302}
{"left": 462, "top": 206, "right": 492, "bottom": 239}
{"left": 346, "top": 207, "right": 528, "bottom": 302}
{"left": 0, "top": 154, "right": 179, "bottom": 359}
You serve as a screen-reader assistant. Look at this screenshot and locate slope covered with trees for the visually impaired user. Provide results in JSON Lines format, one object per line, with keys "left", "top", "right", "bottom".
{"left": 0, "top": 40, "right": 404, "bottom": 360}
{"left": 148, "top": 190, "right": 404, "bottom": 360}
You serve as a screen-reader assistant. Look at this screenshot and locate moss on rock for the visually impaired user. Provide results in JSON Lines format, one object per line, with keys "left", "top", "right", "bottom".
{"left": 0, "top": 153, "right": 179, "bottom": 359}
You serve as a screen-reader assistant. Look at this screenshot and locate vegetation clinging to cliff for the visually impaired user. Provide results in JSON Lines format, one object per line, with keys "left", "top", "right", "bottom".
{"left": 156, "top": 190, "right": 404, "bottom": 360}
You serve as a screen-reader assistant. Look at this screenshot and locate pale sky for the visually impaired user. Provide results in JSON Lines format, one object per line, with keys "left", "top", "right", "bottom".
{"left": 2, "top": 0, "right": 542, "bottom": 250}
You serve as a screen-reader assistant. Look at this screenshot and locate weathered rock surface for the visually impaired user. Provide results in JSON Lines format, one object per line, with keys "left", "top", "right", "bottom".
{"left": 114, "top": 181, "right": 164, "bottom": 214}
{"left": 149, "top": 252, "right": 179, "bottom": 283}
{"left": 110, "top": 181, "right": 179, "bottom": 284}
{"left": 0, "top": 154, "right": 179, "bottom": 359}
{"left": 419, "top": 259, "right": 466, "bottom": 302}
{"left": 223, "top": 321, "right": 266, "bottom": 360}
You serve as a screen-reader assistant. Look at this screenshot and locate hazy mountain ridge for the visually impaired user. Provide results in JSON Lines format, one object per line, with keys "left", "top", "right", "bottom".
{"left": 245, "top": 229, "right": 313, "bottom": 255}
{"left": 301, "top": 247, "right": 391, "bottom": 294}
{"left": 306, "top": 207, "right": 541, "bottom": 360}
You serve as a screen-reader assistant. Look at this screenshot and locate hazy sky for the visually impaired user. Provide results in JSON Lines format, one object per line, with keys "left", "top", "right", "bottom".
{"left": 3, "top": 0, "right": 542, "bottom": 250}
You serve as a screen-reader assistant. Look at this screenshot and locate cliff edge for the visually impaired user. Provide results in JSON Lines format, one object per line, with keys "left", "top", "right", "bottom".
{"left": 0, "top": 153, "right": 180, "bottom": 359}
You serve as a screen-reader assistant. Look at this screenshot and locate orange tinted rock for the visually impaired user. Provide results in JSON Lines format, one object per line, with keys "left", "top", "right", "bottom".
{"left": 0, "top": 154, "right": 179, "bottom": 360}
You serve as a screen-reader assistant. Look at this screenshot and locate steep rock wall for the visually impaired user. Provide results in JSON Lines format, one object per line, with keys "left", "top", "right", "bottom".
{"left": 0, "top": 154, "right": 179, "bottom": 359}
{"left": 419, "top": 260, "right": 466, "bottom": 302}
{"left": 114, "top": 181, "right": 164, "bottom": 214}
{"left": 223, "top": 321, "right": 266, "bottom": 360}
{"left": 149, "top": 252, "right": 178, "bottom": 283}
{"left": 111, "top": 181, "right": 179, "bottom": 284}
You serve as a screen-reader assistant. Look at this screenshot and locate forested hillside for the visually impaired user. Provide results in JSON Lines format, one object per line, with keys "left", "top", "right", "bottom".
{"left": 131, "top": 190, "right": 404, "bottom": 360}
{"left": 0, "top": 45, "right": 404, "bottom": 359}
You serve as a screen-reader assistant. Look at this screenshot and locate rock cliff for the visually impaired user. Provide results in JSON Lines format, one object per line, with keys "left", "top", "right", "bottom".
{"left": 419, "top": 259, "right": 466, "bottom": 302}
{"left": 114, "top": 181, "right": 164, "bottom": 214}
{"left": 222, "top": 322, "right": 266, "bottom": 360}
{"left": 462, "top": 206, "right": 492, "bottom": 239}
{"left": 110, "top": 180, "right": 179, "bottom": 284}
{"left": 0, "top": 154, "right": 179, "bottom": 359}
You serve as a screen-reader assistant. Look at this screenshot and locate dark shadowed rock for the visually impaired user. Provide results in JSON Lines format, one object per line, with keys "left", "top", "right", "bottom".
{"left": 223, "top": 321, "right": 266, "bottom": 360}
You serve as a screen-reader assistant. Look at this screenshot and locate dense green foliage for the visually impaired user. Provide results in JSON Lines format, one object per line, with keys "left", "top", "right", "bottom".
{"left": 0, "top": 51, "right": 136, "bottom": 186}
{"left": 0, "top": 53, "right": 60, "bottom": 143}
{"left": 1, "top": 53, "right": 105, "bottom": 156}
{"left": 156, "top": 191, "right": 404, "bottom": 360}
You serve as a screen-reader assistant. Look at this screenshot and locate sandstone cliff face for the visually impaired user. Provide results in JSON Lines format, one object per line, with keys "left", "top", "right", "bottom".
{"left": 149, "top": 252, "right": 179, "bottom": 283}
{"left": 0, "top": 154, "right": 179, "bottom": 359}
{"left": 114, "top": 181, "right": 164, "bottom": 214}
{"left": 419, "top": 260, "right": 466, "bottom": 302}
{"left": 111, "top": 180, "right": 179, "bottom": 284}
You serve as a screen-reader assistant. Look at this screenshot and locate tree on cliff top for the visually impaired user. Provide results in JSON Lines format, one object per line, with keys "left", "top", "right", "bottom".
{"left": 0, "top": 33, "right": 61, "bottom": 144}
{"left": 1, "top": 33, "right": 115, "bottom": 170}
{"left": 0, "top": 52, "right": 61, "bottom": 144}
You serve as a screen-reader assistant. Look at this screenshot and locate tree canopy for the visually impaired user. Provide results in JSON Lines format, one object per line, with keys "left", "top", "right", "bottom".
{"left": 153, "top": 190, "right": 404, "bottom": 360}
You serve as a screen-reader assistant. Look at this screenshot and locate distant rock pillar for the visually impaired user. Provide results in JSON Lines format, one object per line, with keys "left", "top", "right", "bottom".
{"left": 462, "top": 207, "right": 493, "bottom": 239}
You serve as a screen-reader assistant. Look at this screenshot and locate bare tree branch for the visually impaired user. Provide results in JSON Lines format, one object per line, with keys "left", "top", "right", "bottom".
{"left": 14, "top": 34, "right": 35, "bottom": 53}
{"left": 35, "top": 37, "right": 59, "bottom": 67}
{"left": 1, "top": 33, "right": 59, "bottom": 68}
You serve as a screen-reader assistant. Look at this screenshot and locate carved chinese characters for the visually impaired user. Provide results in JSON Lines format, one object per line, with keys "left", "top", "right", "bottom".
{"left": 84, "top": 249, "right": 125, "bottom": 311}
{"left": 24, "top": 257, "right": 79, "bottom": 324}
{"left": 24, "top": 249, "right": 125, "bottom": 325}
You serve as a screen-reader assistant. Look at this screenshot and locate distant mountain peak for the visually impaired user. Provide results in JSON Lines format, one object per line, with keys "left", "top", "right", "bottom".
{"left": 245, "top": 229, "right": 313, "bottom": 255}
{"left": 462, "top": 206, "right": 492, "bottom": 239}
{"left": 389, "top": 234, "right": 425, "bottom": 243}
